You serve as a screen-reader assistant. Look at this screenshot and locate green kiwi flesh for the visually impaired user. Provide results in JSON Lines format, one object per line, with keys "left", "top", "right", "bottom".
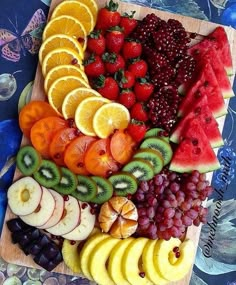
{"left": 145, "top": 128, "right": 169, "bottom": 142}
{"left": 33, "top": 159, "right": 60, "bottom": 188}
{"left": 140, "top": 137, "right": 173, "bottom": 166}
{"left": 133, "top": 148, "right": 164, "bottom": 174}
{"left": 72, "top": 175, "right": 97, "bottom": 202}
{"left": 16, "top": 146, "right": 41, "bottom": 176}
{"left": 108, "top": 172, "right": 138, "bottom": 196}
{"left": 90, "top": 176, "right": 113, "bottom": 204}
{"left": 53, "top": 167, "right": 78, "bottom": 195}
{"left": 122, "top": 158, "right": 154, "bottom": 181}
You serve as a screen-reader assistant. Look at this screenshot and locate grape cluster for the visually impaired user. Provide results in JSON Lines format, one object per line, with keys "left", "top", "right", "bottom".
{"left": 132, "top": 170, "right": 213, "bottom": 240}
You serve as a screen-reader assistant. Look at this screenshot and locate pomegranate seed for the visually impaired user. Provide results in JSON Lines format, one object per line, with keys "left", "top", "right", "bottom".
{"left": 175, "top": 251, "right": 181, "bottom": 258}
{"left": 139, "top": 272, "right": 145, "bottom": 278}
{"left": 63, "top": 195, "right": 69, "bottom": 201}
{"left": 106, "top": 170, "right": 113, "bottom": 177}
{"left": 77, "top": 162, "right": 84, "bottom": 167}
{"left": 71, "top": 58, "right": 78, "bottom": 65}
{"left": 127, "top": 194, "right": 132, "bottom": 200}
{"left": 82, "top": 203, "right": 88, "bottom": 209}
{"left": 173, "top": 246, "right": 179, "bottom": 253}
{"left": 90, "top": 208, "right": 96, "bottom": 215}
{"left": 99, "top": 150, "right": 105, "bottom": 155}
{"left": 70, "top": 240, "right": 76, "bottom": 245}
{"left": 54, "top": 153, "right": 61, "bottom": 159}
{"left": 67, "top": 118, "right": 75, "bottom": 127}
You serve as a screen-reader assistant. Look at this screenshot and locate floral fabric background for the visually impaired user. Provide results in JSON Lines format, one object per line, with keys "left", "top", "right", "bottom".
{"left": 0, "top": 0, "right": 236, "bottom": 284}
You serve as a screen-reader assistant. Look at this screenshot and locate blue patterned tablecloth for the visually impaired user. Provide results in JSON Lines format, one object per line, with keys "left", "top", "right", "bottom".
{"left": 0, "top": 0, "right": 236, "bottom": 284}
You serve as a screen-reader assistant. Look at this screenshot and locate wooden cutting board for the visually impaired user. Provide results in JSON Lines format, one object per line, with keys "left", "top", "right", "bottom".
{"left": 0, "top": 0, "right": 236, "bottom": 284}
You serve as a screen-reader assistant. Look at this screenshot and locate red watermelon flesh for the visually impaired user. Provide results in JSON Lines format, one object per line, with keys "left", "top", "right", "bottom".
{"left": 169, "top": 119, "right": 220, "bottom": 173}
{"left": 178, "top": 62, "right": 227, "bottom": 118}
{"left": 188, "top": 26, "right": 233, "bottom": 76}
{"left": 170, "top": 94, "right": 223, "bottom": 148}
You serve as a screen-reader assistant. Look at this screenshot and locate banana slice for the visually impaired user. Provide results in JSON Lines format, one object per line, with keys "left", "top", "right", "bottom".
{"left": 153, "top": 238, "right": 195, "bottom": 282}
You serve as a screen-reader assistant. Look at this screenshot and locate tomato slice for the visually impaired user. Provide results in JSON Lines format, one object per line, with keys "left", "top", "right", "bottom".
{"left": 49, "top": 128, "right": 79, "bottom": 166}
{"left": 84, "top": 138, "right": 119, "bottom": 177}
{"left": 30, "top": 116, "right": 68, "bottom": 158}
{"left": 110, "top": 130, "right": 136, "bottom": 165}
{"left": 19, "top": 101, "right": 60, "bottom": 138}
{"left": 64, "top": 135, "right": 97, "bottom": 175}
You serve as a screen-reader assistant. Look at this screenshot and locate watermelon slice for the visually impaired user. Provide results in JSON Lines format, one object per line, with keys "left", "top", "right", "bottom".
{"left": 169, "top": 119, "right": 220, "bottom": 173}
{"left": 170, "top": 94, "right": 223, "bottom": 148}
{"left": 188, "top": 26, "right": 233, "bottom": 76}
{"left": 178, "top": 62, "right": 227, "bottom": 118}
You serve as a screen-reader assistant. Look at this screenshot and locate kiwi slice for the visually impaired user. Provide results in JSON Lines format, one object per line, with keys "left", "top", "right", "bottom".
{"left": 140, "top": 137, "right": 173, "bottom": 166}
{"left": 145, "top": 128, "right": 169, "bottom": 142}
{"left": 72, "top": 175, "right": 97, "bottom": 202}
{"left": 90, "top": 176, "right": 113, "bottom": 204}
{"left": 53, "top": 167, "right": 78, "bottom": 195}
{"left": 133, "top": 148, "right": 164, "bottom": 174}
{"left": 108, "top": 172, "right": 138, "bottom": 196}
{"left": 122, "top": 158, "right": 154, "bottom": 181}
{"left": 33, "top": 159, "right": 61, "bottom": 188}
{"left": 16, "top": 146, "right": 41, "bottom": 176}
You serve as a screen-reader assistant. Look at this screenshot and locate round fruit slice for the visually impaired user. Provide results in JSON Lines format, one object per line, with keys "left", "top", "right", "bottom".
{"left": 90, "top": 176, "right": 113, "bottom": 204}
{"left": 48, "top": 76, "right": 89, "bottom": 114}
{"left": 64, "top": 135, "right": 97, "bottom": 175}
{"left": 89, "top": 237, "right": 120, "bottom": 285}
{"left": 44, "top": 65, "right": 88, "bottom": 93}
{"left": 79, "top": 233, "right": 110, "bottom": 280}
{"left": 53, "top": 167, "right": 78, "bottom": 195}
{"left": 42, "top": 15, "right": 87, "bottom": 50}
{"left": 145, "top": 127, "right": 169, "bottom": 142}
{"left": 75, "top": 0, "right": 98, "bottom": 22}
{"left": 62, "top": 240, "right": 81, "bottom": 273}
{"left": 20, "top": 186, "right": 55, "bottom": 227}
{"left": 72, "top": 175, "right": 97, "bottom": 202}
{"left": 122, "top": 237, "right": 152, "bottom": 285}
{"left": 39, "top": 34, "right": 84, "bottom": 64}
{"left": 108, "top": 238, "right": 134, "bottom": 285}
{"left": 108, "top": 172, "right": 138, "bottom": 196}
{"left": 122, "top": 158, "right": 154, "bottom": 181}
{"left": 93, "top": 102, "right": 130, "bottom": 139}
{"left": 7, "top": 177, "right": 42, "bottom": 216}
{"left": 75, "top": 97, "right": 110, "bottom": 136}
{"left": 51, "top": 0, "right": 94, "bottom": 35}
{"left": 62, "top": 87, "right": 101, "bottom": 120}
{"left": 84, "top": 138, "right": 119, "bottom": 177}
{"left": 42, "top": 48, "right": 83, "bottom": 76}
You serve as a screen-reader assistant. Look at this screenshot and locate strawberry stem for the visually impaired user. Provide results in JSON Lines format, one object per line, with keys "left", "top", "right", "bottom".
{"left": 106, "top": 0, "right": 119, "bottom": 11}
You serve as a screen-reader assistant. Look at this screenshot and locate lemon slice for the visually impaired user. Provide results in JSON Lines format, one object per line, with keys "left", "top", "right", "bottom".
{"left": 75, "top": 97, "right": 110, "bottom": 136}
{"left": 93, "top": 102, "right": 130, "bottom": 138}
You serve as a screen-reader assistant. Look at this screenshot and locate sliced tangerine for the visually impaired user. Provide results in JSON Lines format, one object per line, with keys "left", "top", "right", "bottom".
{"left": 64, "top": 135, "right": 97, "bottom": 175}
{"left": 84, "top": 138, "right": 119, "bottom": 177}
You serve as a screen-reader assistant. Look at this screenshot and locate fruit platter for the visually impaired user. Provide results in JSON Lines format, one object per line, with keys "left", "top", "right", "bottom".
{"left": 0, "top": 0, "right": 236, "bottom": 284}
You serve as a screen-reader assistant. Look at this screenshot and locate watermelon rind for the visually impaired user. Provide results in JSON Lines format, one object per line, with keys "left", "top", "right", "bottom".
{"left": 169, "top": 160, "right": 220, "bottom": 174}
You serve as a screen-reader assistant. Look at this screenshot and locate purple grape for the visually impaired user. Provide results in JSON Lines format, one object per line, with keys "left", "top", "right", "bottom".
{"left": 164, "top": 208, "right": 175, "bottom": 219}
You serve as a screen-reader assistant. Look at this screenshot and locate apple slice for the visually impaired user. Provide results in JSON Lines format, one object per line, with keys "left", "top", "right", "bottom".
{"left": 62, "top": 201, "right": 96, "bottom": 241}
{"left": 20, "top": 186, "right": 55, "bottom": 227}
{"left": 8, "top": 177, "right": 42, "bottom": 216}
{"left": 46, "top": 195, "right": 81, "bottom": 236}
{"left": 38, "top": 189, "right": 64, "bottom": 229}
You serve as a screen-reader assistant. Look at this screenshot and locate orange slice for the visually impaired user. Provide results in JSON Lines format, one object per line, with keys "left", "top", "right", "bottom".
{"left": 44, "top": 65, "right": 88, "bottom": 93}
{"left": 62, "top": 87, "right": 101, "bottom": 120}
{"left": 48, "top": 75, "right": 89, "bottom": 114}
{"left": 51, "top": 1, "right": 94, "bottom": 35}
{"left": 74, "top": 0, "right": 98, "bottom": 22}
{"left": 75, "top": 97, "right": 110, "bottom": 136}
{"left": 93, "top": 103, "right": 130, "bottom": 139}
{"left": 39, "top": 34, "right": 84, "bottom": 64}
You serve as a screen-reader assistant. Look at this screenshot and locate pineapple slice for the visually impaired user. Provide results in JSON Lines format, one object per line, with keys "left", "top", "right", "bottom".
{"left": 153, "top": 238, "right": 195, "bottom": 282}
{"left": 89, "top": 237, "right": 120, "bottom": 285}
{"left": 122, "top": 237, "right": 153, "bottom": 285}
{"left": 62, "top": 240, "right": 81, "bottom": 273}
{"left": 108, "top": 238, "right": 134, "bottom": 285}
{"left": 142, "top": 239, "right": 168, "bottom": 285}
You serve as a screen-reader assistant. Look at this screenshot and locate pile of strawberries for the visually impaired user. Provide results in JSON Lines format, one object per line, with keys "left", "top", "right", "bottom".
{"left": 83, "top": 0, "right": 155, "bottom": 142}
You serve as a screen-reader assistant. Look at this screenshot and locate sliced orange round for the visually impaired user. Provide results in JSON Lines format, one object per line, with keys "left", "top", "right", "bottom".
{"left": 75, "top": 97, "right": 110, "bottom": 136}
{"left": 39, "top": 34, "right": 84, "bottom": 64}
{"left": 44, "top": 65, "right": 88, "bottom": 93}
{"left": 51, "top": 1, "right": 94, "bottom": 35}
{"left": 74, "top": 0, "right": 98, "bottom": 22}
{"left": 62, "top": 87, "right": 101, "bottom": 120}
{"left": 48, "top": 75, "right": 89, "bottom": 114}
{"left": 42, "top": 15, "right": 87, "bottom": 50}
{"left": 93, "top": 103, "right": 130, "bottom": 139}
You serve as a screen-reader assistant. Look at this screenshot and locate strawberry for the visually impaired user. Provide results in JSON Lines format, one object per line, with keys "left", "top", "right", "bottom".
{"left": 114, "top": 69, "right": 135, "bottom": 89}
{"left": 134, "top": 78, "right": 154, "bottom": 101}
{"left": 130, "top": 102, "right": 149, "bottom": 122}
{"left": 119, "top": 89, "right": 136, "bottom": 109}
{"left": 126, "top": 120, "right": 146, "bottom": 142}
{"left": 84, "top": 54, "right": 105, "bottom": 77}
{"left": 128, "top": 58, "right": 148, "bottom": 78}
{"left": 120, "top": 11, "right": 138, "bottom": 37}
{"left": 102, "top": 52, "right": 125, "bottom": 74}
{"left": 87, "top": 30, "right": 106, "bottom": 55}
{"left": 122, "top": 39, "right": 142, "bottom": 60}
{"left": 93, "top": 75, "right": 119, "bottom": 100}
{"left": 106, "top": 26, "right": 125, "bottom": 54}
{"left": 96, "top": 0, "right": 121, "bottom": 31}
